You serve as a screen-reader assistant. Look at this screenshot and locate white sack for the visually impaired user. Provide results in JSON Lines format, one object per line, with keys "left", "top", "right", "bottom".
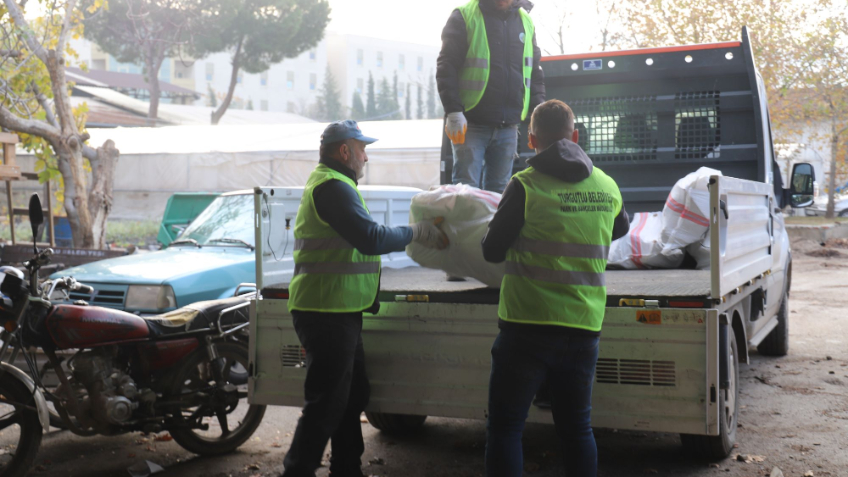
{"left": 406, "top": 184, "right": 505, "bottom": 287}
{"left": 608, "top": 212, "right": 684, "bottom": 269}
{"left": 686, "top": 233, "right": 712, "bottom": 270}
{"left": 661, "top": 167, "right": 721, "bottom": 254}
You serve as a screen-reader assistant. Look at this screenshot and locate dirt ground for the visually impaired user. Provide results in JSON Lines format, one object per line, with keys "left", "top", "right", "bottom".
{"left": 31, "top": 239, "right": 848, "bottom": 477}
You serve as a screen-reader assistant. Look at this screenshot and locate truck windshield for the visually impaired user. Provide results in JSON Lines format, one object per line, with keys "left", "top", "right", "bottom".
{"left": 176, "top": 194, "right": 255, "bottom": 247}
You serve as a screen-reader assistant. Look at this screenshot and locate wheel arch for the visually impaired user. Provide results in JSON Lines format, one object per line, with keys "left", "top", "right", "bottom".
{"left": 731, "top": 309, "right": 749, "bottom": 365}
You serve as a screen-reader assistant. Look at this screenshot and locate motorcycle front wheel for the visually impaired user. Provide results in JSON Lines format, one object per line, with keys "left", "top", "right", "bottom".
{"left": 167, "top": 342, "right": 266, "bottom": 455}
{"left": 0, "top": 373, "right": 43, "bottom": 477}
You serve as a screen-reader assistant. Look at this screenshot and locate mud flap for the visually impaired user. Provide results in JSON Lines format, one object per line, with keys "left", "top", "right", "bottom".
{"left": 0, "top": 363, "right": 50, "bottom": 432}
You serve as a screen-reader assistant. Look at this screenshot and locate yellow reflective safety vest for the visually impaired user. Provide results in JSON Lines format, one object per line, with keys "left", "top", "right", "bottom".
{"left": 457, "top": 0, "right": 535, "bottom": 121}
{"left": 499, "top": 166, "right": 622, "bottom": 332}
{"left": 288, "top": 164, "right": 381, "bottom": 313}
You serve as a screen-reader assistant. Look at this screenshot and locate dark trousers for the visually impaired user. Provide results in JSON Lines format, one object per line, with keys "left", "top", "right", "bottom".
{"left": 485, "top": 328, "right": 601, "bottom": 477}
{"left": 282, "top": 311, "right": 370, "bottom": 477}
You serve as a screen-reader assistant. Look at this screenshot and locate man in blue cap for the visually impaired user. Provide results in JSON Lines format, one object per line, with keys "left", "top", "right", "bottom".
{"left": 282, "top": 120, "right": 447, "bottom": 477}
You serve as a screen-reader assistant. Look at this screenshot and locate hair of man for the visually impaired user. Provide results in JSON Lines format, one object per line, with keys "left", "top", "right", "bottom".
{"left": 529, "top": 99, "right": 576, "bottom": 150}
{"left": 320, "top": 139, "right": 348, "bottom": 161}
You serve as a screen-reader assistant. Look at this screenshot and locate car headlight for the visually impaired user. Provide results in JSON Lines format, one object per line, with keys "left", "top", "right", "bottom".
{"left": 125, "top": 285, "right": 176, "bottom": 311}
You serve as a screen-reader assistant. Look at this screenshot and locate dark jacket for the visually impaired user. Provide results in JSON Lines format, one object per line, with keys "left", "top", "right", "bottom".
{"left": 437, "top": 0, "right": 545, "bottom": 126}
{"left": 312, "top": 157, "right": 413, "bottom": 313}
{"left": 481, "top": 139, "right": 630, "bottom": 335}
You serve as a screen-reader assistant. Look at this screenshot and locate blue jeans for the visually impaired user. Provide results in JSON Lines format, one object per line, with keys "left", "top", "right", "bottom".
{"left": 486, "top": 328, "right": 600, "bottom": 477}
{"left": 451, "top": 124, "right": 518, "bottom": 193}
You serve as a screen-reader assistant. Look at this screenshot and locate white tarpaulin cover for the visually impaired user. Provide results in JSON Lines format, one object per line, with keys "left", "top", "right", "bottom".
{"left": 607, "top": 212, "right": 685, "bottom": 269}
{"left": 406, "top": 185, "right": 505, "bottom": 287}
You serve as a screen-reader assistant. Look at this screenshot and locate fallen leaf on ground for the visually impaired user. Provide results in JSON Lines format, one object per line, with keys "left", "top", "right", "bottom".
{"left": 368, "top": 457, "right": 385, "bottom": 466}
{"left": 153, "top": 434, "right": 173, "bottom": 442}
{"left": 271, "top": 442, "right": 282, "bottom": 448}
{"left": 246, "top": 463, "right": 261, "bottom": 471}
{"left": 804, "top": 472, "right": 814, "bottom": 477}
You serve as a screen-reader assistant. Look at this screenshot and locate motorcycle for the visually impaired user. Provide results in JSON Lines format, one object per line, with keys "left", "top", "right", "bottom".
{"left": 0, "top": 194, "right": 265, "bottom": 477}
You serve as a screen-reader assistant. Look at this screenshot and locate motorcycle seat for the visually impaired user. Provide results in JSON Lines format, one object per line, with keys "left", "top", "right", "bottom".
{"left": 145, "top": 296, "right": 250, "bottom": 336}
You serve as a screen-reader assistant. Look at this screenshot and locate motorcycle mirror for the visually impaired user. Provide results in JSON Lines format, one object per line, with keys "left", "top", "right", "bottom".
{"left": 28, "top": 194, "right": 44, "bottom": 253}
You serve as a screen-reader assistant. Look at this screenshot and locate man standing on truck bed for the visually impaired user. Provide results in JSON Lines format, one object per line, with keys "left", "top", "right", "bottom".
{"left": 437, "top": 0, "right": 545, "bottom": 193}
{"left": 282, "top": 120, "right": 448, "bottom": 477}
{"left": 482, "top": 100, "right": 630, "bottom": 476}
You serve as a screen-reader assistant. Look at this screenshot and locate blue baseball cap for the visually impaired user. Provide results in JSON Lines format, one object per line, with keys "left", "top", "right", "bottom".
{"left": 320, "top": 120, "right": 378, "bottom": 145}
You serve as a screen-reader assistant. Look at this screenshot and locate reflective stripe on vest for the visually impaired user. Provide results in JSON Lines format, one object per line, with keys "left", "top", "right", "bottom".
{"left": 498, "top": 165, "right": 622, "bottom": 332}
{"left": 288, "top": 164, "right": 381, "bottom": 313}
{"left": 457, "top": 0, "right": 535, "bottom": 120}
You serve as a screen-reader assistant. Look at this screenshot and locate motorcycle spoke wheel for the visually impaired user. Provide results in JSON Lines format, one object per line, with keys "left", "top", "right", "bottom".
{"left": 167, "top": 343, "right": 265, "bottom": 456}
{"left": 0, "top": 376, "right": 42, "bottom": 477}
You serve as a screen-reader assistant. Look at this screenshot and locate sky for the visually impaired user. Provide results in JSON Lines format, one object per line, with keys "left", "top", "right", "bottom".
{"left": 325, "top": 0, "right": 601, "bottom": 55}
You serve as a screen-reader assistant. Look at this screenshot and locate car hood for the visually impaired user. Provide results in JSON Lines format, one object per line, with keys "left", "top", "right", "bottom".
{"left": 52, "top": 246, "right": 255, "bottom": 285}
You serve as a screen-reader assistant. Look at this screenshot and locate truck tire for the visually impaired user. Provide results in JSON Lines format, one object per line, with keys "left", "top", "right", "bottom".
{"left": 365, "top": 412, "right": 427, "bottom": 434}
{"left": 680, "top": 330, "right": 739, "bottom": 459}
{"left": 757, "top": 291, "right": 789, "bottom": 356}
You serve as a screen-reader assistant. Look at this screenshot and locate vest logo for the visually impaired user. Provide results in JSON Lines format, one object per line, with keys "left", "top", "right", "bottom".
{"left": 519, "top": 32, "right": 525, "bottom": 44}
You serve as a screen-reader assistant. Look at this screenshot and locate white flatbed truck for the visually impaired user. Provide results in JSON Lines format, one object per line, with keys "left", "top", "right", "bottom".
{"left": 248, "top": 29, "right": 816, "bottom": 458}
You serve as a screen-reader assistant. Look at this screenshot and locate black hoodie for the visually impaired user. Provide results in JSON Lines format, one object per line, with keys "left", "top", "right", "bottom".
{"left": 437, "top": 0, "right": 545, "bottom": 126}
{"left": 482, "top": 139, "right": 630, "bottom": 335}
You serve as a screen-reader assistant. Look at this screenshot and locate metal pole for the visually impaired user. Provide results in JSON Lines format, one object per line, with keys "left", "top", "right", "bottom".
{"left": 45, "top": 179, "right": 55, "bottom": 247}
{"left": 5, "top": 180, "right": 14, "bottom": 244}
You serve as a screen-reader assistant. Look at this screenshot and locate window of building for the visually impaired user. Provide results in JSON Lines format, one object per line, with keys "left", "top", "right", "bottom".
{"left": 92, "top": 59, "right": 106, "bottom": 70}
{"left": 286, "top": 71, "right": 294, "bottom": 90}
{"left": 376, "top": 51, "right": 383, "bottom": 68}
{"left": 399, "top": 54, "right": 405, "bottom": 71}
{"left": 417, "top": 56, "right": 424, "bottom": 72}
{"left": 310, "top": 73, "right": 317, "bottom": 90}
{"left": 261, "top": 100, "right": 268, "bottom": 111}
{"left": 356, "top": 78, "right": 364, "bottom": 94}
{"left": 309, "top": 49, "right": 317, "bottom": 61}
{"left": 205, "top": 63, "right": 214, "bottom": 81}
{"left": 357, "top": 49, "right": 364, "bottom": 66}
{"left": 260, "top": 71, "right": 268, "bottom": 86}
{"left": 287, "top": 101, "right": 296, "bottom": 113}
{"left": 398, "top": 82, "right": 405, "bottom": 97}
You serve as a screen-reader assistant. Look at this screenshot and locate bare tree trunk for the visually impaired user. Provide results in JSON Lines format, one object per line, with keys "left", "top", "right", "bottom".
{"left": 145, "top": 49, "right": 165, "bottom": 126}
{"left": 211, "top": 37, "right": 244, "bottom": 125}
{"left": 826, "top": 116, "right": 844, "bottom": 219}
{"left": 87, "top": 140, "right": 119, "bottom": 249}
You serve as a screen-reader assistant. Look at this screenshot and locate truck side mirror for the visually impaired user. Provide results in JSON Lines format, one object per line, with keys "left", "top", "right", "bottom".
{"left": 28, "top": 194, "right": 44, "bottom": 252}
{"left": 789, "top": 163, "right": 815, "bottom": 208}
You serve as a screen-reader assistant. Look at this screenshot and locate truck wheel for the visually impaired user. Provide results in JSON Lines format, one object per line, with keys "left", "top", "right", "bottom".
{"left": 680, "top": 330, "right": 739, "bottom": 459}
{"left": 757, "top": 291, "right": 789, "bottom": 356}
{"left": 365, "top": 412, "right": 427, "bottom": 434}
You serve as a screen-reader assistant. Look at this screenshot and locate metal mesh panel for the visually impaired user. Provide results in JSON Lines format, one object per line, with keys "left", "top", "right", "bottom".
{"left": 596, "top": 358, "right": 676, "bottom": 387}
{"left": 675, "top": 91, "right": 720, "bottom": 159}
{"left": 280, "top": 344, "right": 306, "bottom": 368}
{"left": 569, "top": 95, "right": 658, "bottom": 162}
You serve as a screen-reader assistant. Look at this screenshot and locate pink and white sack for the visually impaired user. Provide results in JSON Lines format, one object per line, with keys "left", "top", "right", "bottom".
{"left": 661, "top": 167, "right": 722, "bottom": 256}
{"left": 607, "top": 212, "right": 684, "bottom": 269}
{"left": 406, "top": 184, "right": 505, "bottom": 287}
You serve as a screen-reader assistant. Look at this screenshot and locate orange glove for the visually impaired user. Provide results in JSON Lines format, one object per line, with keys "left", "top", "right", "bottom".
{"left": 445, "top": 112, "right": 467, "bottom": 145}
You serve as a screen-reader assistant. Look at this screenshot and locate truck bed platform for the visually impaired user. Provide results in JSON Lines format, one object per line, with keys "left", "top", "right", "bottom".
{"left": 262, "top": 266, "right": 713, "bottom": 305}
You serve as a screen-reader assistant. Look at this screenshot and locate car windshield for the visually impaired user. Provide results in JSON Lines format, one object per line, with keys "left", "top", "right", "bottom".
{"left": 176, "top": 194, "right": 254, "bottom": 247}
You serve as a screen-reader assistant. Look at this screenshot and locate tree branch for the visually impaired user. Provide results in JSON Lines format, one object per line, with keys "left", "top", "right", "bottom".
{"left": 57, "top": 0, "right": 80, "bottom": 54}
{"left": 2, "top": 0, "right": 49, "bottom": 62}
{"left": 82, "top": 144, "right": 97, "bottom": 161}
{"left": 0, "top": 103, "right": 61, "bottom": 143}
{"left": 0, "top": 49, "right": 22, "bottom": 58}
{"left": 31, "top": 81, "right": 59, "bottom": 128}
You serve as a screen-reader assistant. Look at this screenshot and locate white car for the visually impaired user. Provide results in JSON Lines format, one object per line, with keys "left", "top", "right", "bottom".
{"left": 805, "top": 194, "right": 848, "bottom": 217}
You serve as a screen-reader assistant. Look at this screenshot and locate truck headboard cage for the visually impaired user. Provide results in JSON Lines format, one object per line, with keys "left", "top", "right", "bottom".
{"left": 570, "top": 95, "right": 659, "bottom": 162}
{"left": 675, "top": 91, "right": 720, "bottom": 160}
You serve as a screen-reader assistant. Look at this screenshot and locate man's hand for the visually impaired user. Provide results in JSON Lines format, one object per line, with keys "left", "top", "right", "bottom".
{"left": 445, "top": 112, "right": 467, "bottom": 145}
{"left": 412, "top": 217, "right": 449, "bottom": 249}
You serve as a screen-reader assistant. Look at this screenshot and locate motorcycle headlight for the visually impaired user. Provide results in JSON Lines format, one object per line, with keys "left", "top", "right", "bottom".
{"left": 125, "top": 285, "right": 176, "bottom": 311}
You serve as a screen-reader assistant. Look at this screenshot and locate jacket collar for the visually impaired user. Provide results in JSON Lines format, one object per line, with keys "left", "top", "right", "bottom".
{"left": 319, "top": 157, "right": 358, "bottom": 185}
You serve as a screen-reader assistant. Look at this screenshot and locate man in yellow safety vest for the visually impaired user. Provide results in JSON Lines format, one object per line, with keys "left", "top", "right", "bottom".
{"left": 437, "top": 0, "right": 545, "bottom": 193}
{"left": 282, "top": 120, "right": 448, "bottom": 477}
{"left": 481, "top": 100, "right": 630, "bottom": 476}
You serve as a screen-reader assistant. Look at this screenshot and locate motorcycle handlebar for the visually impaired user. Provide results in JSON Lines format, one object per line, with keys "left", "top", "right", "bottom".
{"left": 74, "top": 284, "right": 94, "bottom": 294}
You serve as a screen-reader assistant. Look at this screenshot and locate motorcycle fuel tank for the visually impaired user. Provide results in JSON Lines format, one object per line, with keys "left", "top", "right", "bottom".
{"left": 47, "top": 305, "right": 150, "bottom": 349}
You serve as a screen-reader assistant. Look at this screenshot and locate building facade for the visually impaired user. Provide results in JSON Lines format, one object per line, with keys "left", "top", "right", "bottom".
{"left": 71, "top": 34, "right": 439, "bottom": 118}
